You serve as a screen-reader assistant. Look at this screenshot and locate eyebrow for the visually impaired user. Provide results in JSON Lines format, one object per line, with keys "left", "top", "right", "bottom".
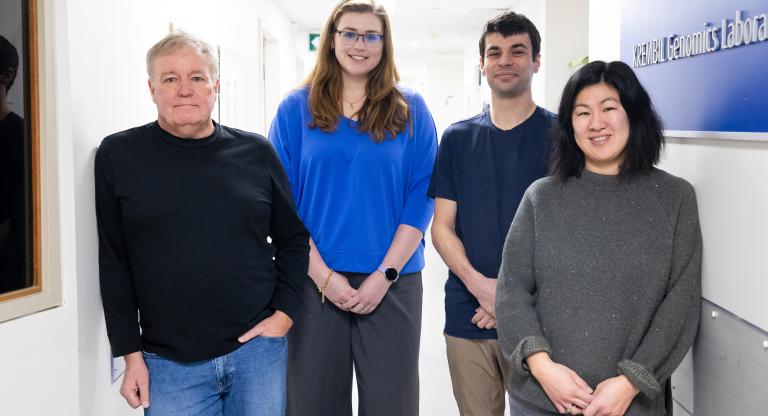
{"left": 338, "top": 26, "right": 382, "bottom": 34}
{"left": 160, "top": 69, "right": 207, "bottom": 75}
{"left": 574, "top": 97, "right": 619, "bottom": 108}
{"left": 486, "top": 43, "right": 528, "bottom": 53}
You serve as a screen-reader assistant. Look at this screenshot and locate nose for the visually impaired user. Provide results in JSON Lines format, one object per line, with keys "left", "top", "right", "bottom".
{"left": 353, "top": 35, "right": 366, "bottom": 49}
{"left": 499, "top": 51, "right": 514, "bottom": 66}
{"left": 589, "top": 112, "right": 606, "bottom": 131}
{"left": 177, "top": 79, "right": 194, "bottom": 96}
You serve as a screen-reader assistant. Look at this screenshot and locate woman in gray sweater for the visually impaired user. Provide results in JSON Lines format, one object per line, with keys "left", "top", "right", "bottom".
{"left": 496, "top": 61, "right": 701, "bottom": 416}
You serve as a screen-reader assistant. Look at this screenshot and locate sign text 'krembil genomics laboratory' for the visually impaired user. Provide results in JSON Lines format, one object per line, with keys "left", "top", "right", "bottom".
{"left": 633, "top": 10, "right": 768, "bottom": 67}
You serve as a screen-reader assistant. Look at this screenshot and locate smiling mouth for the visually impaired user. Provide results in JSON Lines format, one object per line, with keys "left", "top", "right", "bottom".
{"left": 590, "top": 135, "right": 610, "bottom": 143}
{"left": 348, "top": 54, "right": 368, "bottom": 61}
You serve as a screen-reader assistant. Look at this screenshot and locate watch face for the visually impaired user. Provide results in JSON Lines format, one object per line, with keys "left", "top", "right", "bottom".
{"left": 384, "top": 268, "right": 399, "bottom": 281}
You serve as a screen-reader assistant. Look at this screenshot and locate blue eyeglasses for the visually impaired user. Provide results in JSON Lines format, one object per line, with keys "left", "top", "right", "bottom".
{"left": 335, "top": 30, "right": 384, "bottom": 48}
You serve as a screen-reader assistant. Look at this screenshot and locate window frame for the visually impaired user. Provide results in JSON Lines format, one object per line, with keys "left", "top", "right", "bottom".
{"left": 0, "top": 0, "right": 63, "bottom": 322}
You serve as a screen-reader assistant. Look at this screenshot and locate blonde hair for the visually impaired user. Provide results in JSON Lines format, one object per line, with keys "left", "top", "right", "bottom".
{"left": 146, "top": 32, "right": 219, "bottom": 80}
{"left": 305, "top": 0, "right": 410, "bottom": 142}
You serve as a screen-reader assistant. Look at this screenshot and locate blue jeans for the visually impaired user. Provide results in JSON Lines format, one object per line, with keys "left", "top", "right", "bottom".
{"left": 143, "top": 336, "right": 287, "bottom": 416}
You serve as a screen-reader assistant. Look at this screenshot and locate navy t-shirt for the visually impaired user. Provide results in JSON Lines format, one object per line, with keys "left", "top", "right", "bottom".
{"left": 428, "top": 107, "right": 555, "bottom": 339}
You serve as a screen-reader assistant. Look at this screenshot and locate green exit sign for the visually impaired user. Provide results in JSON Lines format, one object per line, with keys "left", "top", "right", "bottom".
{"left": 309, "top": 33, "right": 321, "bottom": 51}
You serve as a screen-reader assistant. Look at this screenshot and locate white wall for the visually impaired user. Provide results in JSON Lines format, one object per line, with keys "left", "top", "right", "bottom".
{"left": 588, "top": 0, "right": 621, "bottom": 62}
{"left": 661, "top": 140, "right": 768, "bottom": 331}
{"left": 542, "top": 0, "right": 589, "bottom": 111}
{"left": 1, "top": 1, "right": 300, "bottom": 415}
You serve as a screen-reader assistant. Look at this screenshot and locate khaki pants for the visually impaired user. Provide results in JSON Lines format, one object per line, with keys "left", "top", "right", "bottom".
{"left": 445, "top": 334, "right": 511, "bottom": 416}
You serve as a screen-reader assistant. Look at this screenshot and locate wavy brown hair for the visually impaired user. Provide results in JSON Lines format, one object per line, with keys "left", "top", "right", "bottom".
{"left": 305, "top": 0, "right": 410, "bottom": 142}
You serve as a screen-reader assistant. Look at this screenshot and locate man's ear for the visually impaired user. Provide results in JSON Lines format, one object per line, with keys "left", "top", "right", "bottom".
{"left": 148, "top": 78, "right": 157, "bottom": 102}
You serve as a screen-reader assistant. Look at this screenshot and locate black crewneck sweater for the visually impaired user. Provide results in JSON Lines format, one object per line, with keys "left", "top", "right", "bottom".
{"left": 96, "top": 121, "right": 309, "bottom": 362}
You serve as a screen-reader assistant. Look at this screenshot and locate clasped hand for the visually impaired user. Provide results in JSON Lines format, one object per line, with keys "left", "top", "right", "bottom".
{"left": 528, "top": 352, "right": 639, "bottom": 415}
{"left": 320, "top": 271, "right": 390, "bottom": 314}
{"left": 340, "top": 271, "right": 391, "bottom": 314}
{"left": 468, "top": 273, "right": 497, "bottom": 329}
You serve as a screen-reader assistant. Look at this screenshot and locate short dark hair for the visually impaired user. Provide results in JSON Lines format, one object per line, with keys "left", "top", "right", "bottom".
{"left": 0, "top": 35, "right": 20, "bottom": 91}
{"left": 549, "top": 60, "right": 665, "bottom": 180}
{"left": 479, "top": 11, "right": 541, "bottom": 58}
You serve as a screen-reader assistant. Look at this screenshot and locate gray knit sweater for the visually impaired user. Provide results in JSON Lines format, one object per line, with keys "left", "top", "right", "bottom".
{"left": 496, "top": 169, "right": 702, "bottom": 416}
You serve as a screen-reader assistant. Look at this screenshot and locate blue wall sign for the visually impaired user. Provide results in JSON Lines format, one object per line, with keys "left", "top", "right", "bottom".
{"left": 621, "top": 0, "right": 768, "bottom": 136}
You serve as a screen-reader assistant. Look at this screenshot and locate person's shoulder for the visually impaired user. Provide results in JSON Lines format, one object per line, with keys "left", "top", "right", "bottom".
{"left": 219, "top": 124, "right": 272, "bottom": 149}
{"left": 527, "top": 175, "right": 560, "bottom": 195}
{"left": 643, "top": 169, "right": 699, "bottom": 224}
{"left": 277, "top": 86, "right": 310, "bottom": 111}
{"left": 647, "top": 168, "right": 696, "bottom": 198}
{"left": 529, "top": 106, "right": 558, "bottom": 127}
{"left": 522, "top": 175, "right": 565, "bottom": 205}
{"left": 1, "top": 111, "right": 25, "bottom": 138}
{"left": 442, "top": 112, "right": 487, "bottom": 139}
{"left": 5, "top": 111, "right": 24, "bottom": 127}
{"left": 396, "top": 84, "right": 419, "bottom": 100}
{"left": 99, "top": 122, "right": 155, "bottom": 151}
{"left": 536, "top": 106, "right": 557, "bottom": 120}
{"left": 397, "top": 85, "right": 428, "bottom": 110}
{"left": 284, "top": 86, "right": 309, "bottom": 101}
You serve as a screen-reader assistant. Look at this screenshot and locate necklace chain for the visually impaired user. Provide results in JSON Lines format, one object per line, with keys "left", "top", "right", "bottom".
{"left": 342, "top": 94, "right": 366, "bottom": 108}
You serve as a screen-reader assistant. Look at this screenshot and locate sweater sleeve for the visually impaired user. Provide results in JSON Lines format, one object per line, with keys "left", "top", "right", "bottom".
{"left": 266, "top": 146, "right": 310, "bottom": 320}
{"left": 268, "top": 93, "right": 303, "bottom": 206}
{"left": 496, "top": 191, "right": 553, "bottom": 377}
{"left": 617, "top": 183, "right": 702, "bottom": 399}
{"left": 94, "top": 142, "right": 142, "bottom": 358}
{"left": 399, "top": 93, "right": 437, "bottom": 233}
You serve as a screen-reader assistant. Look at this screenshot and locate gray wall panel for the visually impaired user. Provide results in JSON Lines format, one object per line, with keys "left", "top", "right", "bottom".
{"left": 672, "top": 299, "right": 768, "bottom": 416}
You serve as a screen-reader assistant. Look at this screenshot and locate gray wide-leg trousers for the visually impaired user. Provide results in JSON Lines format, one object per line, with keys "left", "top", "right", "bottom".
{"left": 287, "top": 272, "right": 422, "bottom": 416}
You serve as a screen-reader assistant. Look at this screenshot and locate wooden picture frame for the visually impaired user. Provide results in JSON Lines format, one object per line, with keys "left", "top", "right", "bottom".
{"left": 0, "top": 0, "right": 57, "bottom": 320}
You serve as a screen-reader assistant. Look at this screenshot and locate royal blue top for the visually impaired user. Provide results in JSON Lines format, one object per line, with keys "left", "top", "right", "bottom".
{"left": 269, "top": 87, "right": 437, "bottom": 274}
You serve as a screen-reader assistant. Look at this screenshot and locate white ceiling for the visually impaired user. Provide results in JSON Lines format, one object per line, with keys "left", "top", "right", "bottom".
{"left": 277, "top": 0, "right": 516, "bottom": 55}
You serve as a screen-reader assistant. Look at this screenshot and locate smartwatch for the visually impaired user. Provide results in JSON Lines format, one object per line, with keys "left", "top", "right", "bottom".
{"left": 377, "top": 266, "right": 399, "bottom": 283}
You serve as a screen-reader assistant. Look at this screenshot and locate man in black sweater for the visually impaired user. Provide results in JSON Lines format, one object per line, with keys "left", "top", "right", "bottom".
{"left": 95, "top": 32, "right": 309, "bottom": 415}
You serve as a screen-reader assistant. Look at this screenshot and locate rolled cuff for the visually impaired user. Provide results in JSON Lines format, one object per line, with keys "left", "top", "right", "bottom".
{"left": 510, "top": 335, "right": 552, "bottom": 377}
{"left": 617, "top": 359, "right": 662, "bottom": 399}
{"left": 109, "top": 332, "right": 143, "bottom": 358}
{"left": 269, "top": 288, "right": 303, "bottom": 321}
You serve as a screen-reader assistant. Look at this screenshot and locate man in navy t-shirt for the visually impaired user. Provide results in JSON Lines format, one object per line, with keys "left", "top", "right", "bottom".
{"left": 428, "top": 11, "right": 555, "bottom": 416}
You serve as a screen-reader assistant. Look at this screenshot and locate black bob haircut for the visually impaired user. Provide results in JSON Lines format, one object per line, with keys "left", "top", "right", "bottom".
{"left": 549, "top": 60, "right": 665, "bottom": 180}
{"left": 0, "top": 35, "right": 20, "bottom": 91}
{"left": 479, "top": 11, "right": 541, "bottom": 59}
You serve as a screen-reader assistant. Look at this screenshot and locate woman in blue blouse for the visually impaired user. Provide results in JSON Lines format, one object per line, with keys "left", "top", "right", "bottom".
{"left": 268, "top": 1, "right": 437, "bottom": 415}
